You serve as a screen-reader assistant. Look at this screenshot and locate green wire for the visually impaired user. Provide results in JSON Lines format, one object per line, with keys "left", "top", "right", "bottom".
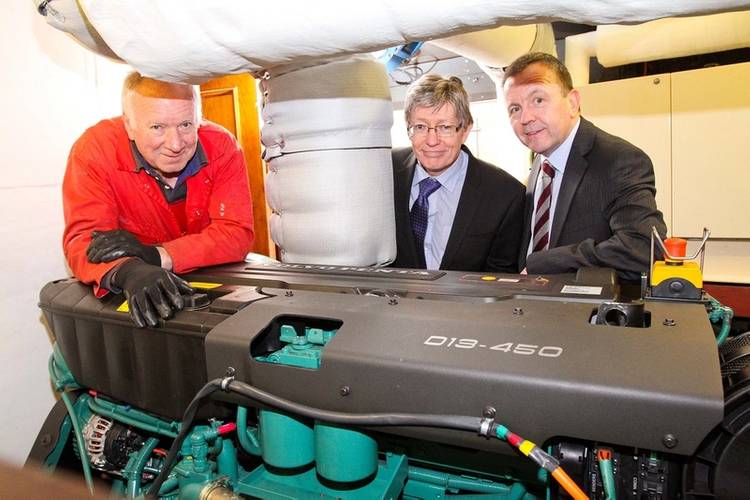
{"left": 598, "top": 454, "right": 616, "bottom": 500}
{"left": 48, "top": 346, "right": 93, "bottom": 494}
{"left": 708, "top": 296, "right": 734, "bottom": 346}
{"left": 88, "top": 397, "right": 179, "bottom": 438}
{"left": 60, "top": 391, "right": 95, "bottom": 495}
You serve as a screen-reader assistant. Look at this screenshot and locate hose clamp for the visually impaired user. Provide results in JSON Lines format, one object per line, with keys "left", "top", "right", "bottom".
{"left": 478, "top": 417, "right": 494, "bottom": 438}
{"left": 221, "top": 367, "right": 236, "bottom": 391}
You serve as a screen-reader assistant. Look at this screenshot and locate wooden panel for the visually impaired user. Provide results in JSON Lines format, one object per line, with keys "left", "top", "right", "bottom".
{"left": 577, "top": 74, "right": 673, "bottom": 231}
{"left": 672, "top": 62, "right": 750, "bottom": 238}
{"left": 201, "top": 89, "right": 238, "bottom": 137}
{"left": 704, "top": 282, "right": 750, "bottom": 318}
{"left": 200, "top": 75, "right": 273, "bottom": 257}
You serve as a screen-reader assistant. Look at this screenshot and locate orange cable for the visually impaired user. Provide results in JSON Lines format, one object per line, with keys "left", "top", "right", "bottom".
{"left": 551, "top": 466, "right": 589, "bottom": 500}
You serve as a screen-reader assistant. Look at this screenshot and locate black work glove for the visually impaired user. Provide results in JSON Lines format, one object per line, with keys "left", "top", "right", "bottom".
{"left": 87, "top": 229, "right": 161, "bottom": 266}
{"left": 112, "top": 259, "right": 194, "bottom": 328}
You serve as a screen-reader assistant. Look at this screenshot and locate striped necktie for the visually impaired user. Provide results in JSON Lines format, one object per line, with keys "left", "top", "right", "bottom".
{"left": 532, "top": 160, "right": 556, "bottom": 253}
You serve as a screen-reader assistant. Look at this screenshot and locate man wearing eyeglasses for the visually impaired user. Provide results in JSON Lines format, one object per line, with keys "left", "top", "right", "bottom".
{"left": 392, "top": 74, "right": 524, "bottom": 272}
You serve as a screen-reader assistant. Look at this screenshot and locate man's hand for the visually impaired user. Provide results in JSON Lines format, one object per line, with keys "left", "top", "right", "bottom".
{"left": 87, "top": 230, "right": 161, "bottom": 266}
{"left": 112, "top": 259, "right": 194, "bottom": 328}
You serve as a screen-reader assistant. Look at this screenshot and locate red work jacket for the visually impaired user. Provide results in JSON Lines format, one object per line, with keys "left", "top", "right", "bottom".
{"left": 62, "top": 117, "right": 254, "bottom": 296}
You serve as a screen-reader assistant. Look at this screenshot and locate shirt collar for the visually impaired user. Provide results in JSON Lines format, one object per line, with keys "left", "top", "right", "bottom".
{"left": 130, "top": 140, "right": 208, "bottom": 186}
{"left": 413, "top": 149, "right": 469, "bottom": 193}
{"left": 543, "top": 117, "right": 581, "bottom": 174}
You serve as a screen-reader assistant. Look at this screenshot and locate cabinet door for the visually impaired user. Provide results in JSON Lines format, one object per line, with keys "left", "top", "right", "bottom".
{"left": 577, "top": 74, "right": 672, "bottom": 230}
{"left": 672, "top": 62, "right": 750, "bottom": 238}
{"left": 200, "top": 75, "right": 274, "bottom": 257}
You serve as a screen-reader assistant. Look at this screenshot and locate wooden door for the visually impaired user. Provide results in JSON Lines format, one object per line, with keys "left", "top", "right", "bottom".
{"left": 200, "top": 74, "right": 273, "bottom": 257}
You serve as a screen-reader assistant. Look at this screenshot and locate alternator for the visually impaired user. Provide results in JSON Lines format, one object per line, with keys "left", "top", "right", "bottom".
{"left": 82, "top": 415, "right": 112, "bottom": 469}
{"left": 81, "top": 414, "right": 145, "bottom": 473}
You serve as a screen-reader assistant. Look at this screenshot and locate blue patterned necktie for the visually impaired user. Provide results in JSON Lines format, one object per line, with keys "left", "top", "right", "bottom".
{"left": 410, "top": 177, "right": 441, "bottom": 265}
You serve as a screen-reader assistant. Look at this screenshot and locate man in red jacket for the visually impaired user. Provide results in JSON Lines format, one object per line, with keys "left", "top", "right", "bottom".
{"left": 63, "top": 72, "right": 254, "bottom": 327}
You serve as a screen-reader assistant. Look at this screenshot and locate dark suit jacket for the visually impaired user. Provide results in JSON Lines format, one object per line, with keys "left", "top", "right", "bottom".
{"left": 520, "top": 117, "right": 667, "bottom": 282}
{"left": 392, "top": 145, "right": 524, "bottom": 272}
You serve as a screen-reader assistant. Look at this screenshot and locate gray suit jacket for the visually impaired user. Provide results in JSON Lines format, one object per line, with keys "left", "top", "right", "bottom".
{"left": 393, "top": 145, "right": 524, "bottom": 272}
{"left": 520, "top": 117, "right": 667, "bottom": 282}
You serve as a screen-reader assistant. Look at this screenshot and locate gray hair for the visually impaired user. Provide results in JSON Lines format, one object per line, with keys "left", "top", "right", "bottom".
{"left": 403, "top": 74, "right": 473, "bottom": 129}
{"left": 121, "top": 71, "right": 202, "bottom": 119}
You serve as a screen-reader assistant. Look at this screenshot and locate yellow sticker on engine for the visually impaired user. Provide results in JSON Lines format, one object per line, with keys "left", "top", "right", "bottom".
{"left": 189, "top": 281, "right": 223, "bottom": 289}
{"left": 116, "top": 282, "right": 221, "bottom": 312}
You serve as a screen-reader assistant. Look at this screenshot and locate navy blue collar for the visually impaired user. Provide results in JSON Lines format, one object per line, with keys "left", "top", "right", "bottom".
{"left": 130, "top": 140, "right": 208, "bottom": 189}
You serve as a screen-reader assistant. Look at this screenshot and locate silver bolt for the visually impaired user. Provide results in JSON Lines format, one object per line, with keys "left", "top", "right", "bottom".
{"left": 662, "top": 434, "right": 677, "bottom": 448}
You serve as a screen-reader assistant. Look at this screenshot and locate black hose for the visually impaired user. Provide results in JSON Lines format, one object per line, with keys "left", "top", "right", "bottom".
{"left": 225, "top": 379, "right": 484, "bottom": 431}
{"left": 145, "top": 380, "right": 221, "bottom": 498}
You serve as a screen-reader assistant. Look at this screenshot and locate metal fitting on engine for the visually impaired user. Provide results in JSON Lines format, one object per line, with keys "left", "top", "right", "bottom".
{"left": 199, "top": 479, "right": 239, "bottom": 500}
{"left": 221, "top": 367, "right": 236, "bottom": 391}
{"left": 478, "top": 417, "right": 495, "bottom": 438}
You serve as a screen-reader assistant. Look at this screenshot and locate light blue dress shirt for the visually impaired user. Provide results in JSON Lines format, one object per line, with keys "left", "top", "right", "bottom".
{"left": 410, "top": 150, "right": 469, "bottom": 269}
{"left": 528, "top": 118, "right": 581, "bottom": 256}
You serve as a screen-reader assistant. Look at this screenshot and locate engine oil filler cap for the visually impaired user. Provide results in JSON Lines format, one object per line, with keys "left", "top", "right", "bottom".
{"left": 182, "top": 292, "right": 210, "bottom": 311}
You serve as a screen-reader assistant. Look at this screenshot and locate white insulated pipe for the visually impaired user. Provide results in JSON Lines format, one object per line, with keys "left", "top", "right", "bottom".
{"left": 431, "top": 24, "right": 556, "bottom": 69}
{"left": 34, "top": 0, "right": 750, "bottom": 83}
{"left": 565, "top": 31, "right": 598, "bottom": 87}
{"left": 565, "top": 11, "right": 750, "bottom": 85}
{"left": 261, "top": 57, "right": 396, "bottom": 265}
{"left": 597, "top": 11, "right": 750, "bottom": 68}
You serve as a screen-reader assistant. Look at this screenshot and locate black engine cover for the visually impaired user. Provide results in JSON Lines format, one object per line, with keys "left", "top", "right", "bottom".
{"left": 39, "top": 263, "right": 723, "bottom": 456}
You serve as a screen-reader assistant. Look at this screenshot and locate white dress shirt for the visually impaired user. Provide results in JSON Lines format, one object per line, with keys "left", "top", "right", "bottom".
{"left": 528, "top": 118, "right": 581, "bottom": 256}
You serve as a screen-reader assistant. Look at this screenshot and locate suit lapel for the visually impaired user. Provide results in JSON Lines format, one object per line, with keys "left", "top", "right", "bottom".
{"left": 440, "top": 147, "right": 481, "bottom": 269}
{"left": 394, "top": 151, "right": 420, "bottom": 264}
{"left": 550, "top": 117, "right": 595, "bottom": 247}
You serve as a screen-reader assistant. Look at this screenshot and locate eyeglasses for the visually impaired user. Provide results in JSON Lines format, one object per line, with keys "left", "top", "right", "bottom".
{"left": 407, "top": 124, "right": 462, "bottom": 138}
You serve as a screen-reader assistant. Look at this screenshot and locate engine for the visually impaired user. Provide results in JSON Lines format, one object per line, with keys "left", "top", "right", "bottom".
{"left": 29, "top": 263, "right": 749, "bottom": 498}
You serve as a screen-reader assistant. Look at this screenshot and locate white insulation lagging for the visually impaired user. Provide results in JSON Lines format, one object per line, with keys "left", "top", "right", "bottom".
{"left": 565, "top": 11, "right": 750, "bottom": 85}
{"left": 35, "top": 0, "right": 750, "bottom": 83}
{"left": 431, "top": 24, "right": 557, "bottom": 69}
{"left": 262, "top": 56, "right": 396, "bottom": 266}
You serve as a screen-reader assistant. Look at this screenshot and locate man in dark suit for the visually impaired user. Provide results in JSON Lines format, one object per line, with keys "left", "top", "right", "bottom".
{"left": 392, "top": 74, "right": 524, "bottom": 272}
{"left": 502, "top": 52, "right": 666, "bottom": 281}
